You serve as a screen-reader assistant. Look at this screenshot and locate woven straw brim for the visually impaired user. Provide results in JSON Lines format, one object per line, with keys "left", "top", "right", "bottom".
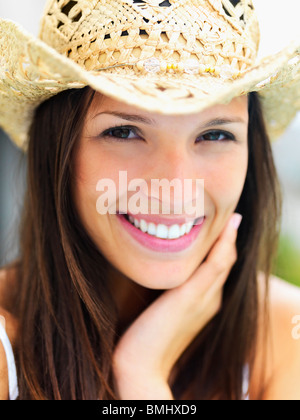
{"left": 0, "top": 19, "right": 299, "bottom": 150}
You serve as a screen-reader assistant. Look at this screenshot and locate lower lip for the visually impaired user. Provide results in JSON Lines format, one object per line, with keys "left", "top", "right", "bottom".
{"left": 116, "top": 214, "right": 205, "bottom": 253}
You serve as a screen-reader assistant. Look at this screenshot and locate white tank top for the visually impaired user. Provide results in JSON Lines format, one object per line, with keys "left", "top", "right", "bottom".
{"left": 0, "top": 321, "right": 19, "bottom": 400}
{"left": 242, "top": 364, "right": 250, "bottom": 400}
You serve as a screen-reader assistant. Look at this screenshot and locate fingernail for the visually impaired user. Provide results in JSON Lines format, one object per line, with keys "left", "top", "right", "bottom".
{"left": 230, "top": 213, "right": 243, "bottom": 230}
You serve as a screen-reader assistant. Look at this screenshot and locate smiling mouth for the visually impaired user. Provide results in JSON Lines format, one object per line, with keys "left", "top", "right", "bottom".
{"left": 121, "top": 212, "right": 204, "bottom": 240}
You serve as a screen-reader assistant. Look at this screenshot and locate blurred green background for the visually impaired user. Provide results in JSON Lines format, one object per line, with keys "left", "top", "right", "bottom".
{"left": 272, "top": 114, "right": 300, "bottom": 288}
{"left": 274, "top": 236, "right": 300, "bottom": 287}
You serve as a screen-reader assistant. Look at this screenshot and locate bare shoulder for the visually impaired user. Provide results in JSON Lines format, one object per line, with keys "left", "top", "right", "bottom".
{"left": 268, "top": 274, "right": 300, "bottom": 310}
{"left": 252, "top": 273, "right": 300, "bottom": 400}
{"left": 0, "top": 268, "right": 18, "bottom": 400}
{"left": 0, "top": 266, "right": 18, "bottom": 312}
{"left": 0, "top": 267, "right": 18, "bottom": 339}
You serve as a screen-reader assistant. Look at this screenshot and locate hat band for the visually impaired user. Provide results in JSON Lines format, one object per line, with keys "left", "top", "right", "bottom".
{"left": 94, "top": 57, "right": 243, "bottom": 79}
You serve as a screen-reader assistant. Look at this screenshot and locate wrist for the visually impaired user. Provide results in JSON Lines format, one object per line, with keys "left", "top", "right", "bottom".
{"left": 113, "top": 358, "right": 173, "bottom": 400}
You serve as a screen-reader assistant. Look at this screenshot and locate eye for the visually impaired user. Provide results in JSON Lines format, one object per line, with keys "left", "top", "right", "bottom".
{"left": 196, "top": 130, "right": 236, "bottom": 143}
{"left": 100, "top": 125, "right": 142, "bottom": 141}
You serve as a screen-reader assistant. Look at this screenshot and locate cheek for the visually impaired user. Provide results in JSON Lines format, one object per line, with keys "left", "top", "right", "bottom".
{"left": 202, "top": 149, "right": 248, "bottom": 211}
{"left": 74, "top": 143, "right": 142, "bottom": 192}
{"left": 72, "top": 145, "right": 140, "bottom": 239}
{"left": 72, "top": 146, "right": 115, "bottom": 235}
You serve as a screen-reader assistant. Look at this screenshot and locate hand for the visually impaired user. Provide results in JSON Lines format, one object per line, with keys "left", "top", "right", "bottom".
{"left": 113, "top": 213, "right": 242, "bottom": 399}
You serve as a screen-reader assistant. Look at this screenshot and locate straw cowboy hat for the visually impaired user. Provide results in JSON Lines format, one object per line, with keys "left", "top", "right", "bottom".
{"left": 0, "top": 0, "right": 299, "bottom": 149}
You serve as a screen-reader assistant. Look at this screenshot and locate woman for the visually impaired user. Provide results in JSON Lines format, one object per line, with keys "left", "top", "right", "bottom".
{"left": 0, "top": 0, "right": 300, "bottom": 400}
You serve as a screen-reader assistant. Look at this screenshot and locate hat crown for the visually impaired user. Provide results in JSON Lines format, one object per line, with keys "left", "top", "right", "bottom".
{"left": 39, "top": 0, "right": 259, "bottom": 75}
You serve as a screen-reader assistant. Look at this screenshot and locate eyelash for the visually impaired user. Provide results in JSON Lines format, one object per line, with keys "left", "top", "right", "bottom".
{"left": 100, "top": 125, "right": 236, "bottom": 143}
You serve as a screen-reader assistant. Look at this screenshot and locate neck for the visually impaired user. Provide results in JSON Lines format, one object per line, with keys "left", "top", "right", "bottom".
{"left": 107, "top": 264, "right": 161, "bottom": 334}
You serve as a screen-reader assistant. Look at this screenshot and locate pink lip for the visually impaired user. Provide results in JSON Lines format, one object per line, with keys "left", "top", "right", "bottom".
{"left": 116, "top": 213, "right": 205, "bottom": 253}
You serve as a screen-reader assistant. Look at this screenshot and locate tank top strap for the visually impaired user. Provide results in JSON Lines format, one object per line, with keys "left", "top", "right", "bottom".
{"left": 0, "top": 319, "right": 19, "bottom": 400}
{"left": 242, "top": 364, "right": 250, "bottom": 400}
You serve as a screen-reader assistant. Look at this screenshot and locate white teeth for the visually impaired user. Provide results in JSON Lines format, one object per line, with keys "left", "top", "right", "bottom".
{"left": 168, "top": 224, "right": 181, "bottom": 239}
{"left": 180, "top": 224, "right": 187, "bottom": 236}
{"left": 126, "top": 215, "right": 201, "bottom": 239}
{"left": 139, "top": 219, "right": 148, "bottom": 233}
{"left": 156, "top": 224, "right": 169, "bottom": 239}
{"left": 185, "top": 221, "right": 193, "bottom": 234}
{"left": 147, "top": 222, "right": 156, "bottom": 236}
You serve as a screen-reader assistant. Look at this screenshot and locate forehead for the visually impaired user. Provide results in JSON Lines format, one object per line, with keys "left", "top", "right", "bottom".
{"left": 88, "top": 93, "right": 249, "bottom": 125}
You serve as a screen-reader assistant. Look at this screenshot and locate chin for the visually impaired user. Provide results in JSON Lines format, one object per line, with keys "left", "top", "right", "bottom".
{"left": 132, "top": 277, "right": 186, "bottom": 291}
{"left": 126, "top": 262, "right": 198, "bottom": 290}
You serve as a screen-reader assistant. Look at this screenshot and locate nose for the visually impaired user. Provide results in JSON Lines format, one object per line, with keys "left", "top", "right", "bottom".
{"left": 146, "top": 145, "right": 204, "bottom": 216}
{"left": 154, "top": 143, "right": 193, "bottom": 180}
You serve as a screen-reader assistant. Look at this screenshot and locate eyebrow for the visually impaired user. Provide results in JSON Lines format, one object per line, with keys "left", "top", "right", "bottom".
{"left": 93, "top": 112, "right": 246, "bottom": 127}
{"left": 93, "top": 111, "right": 156, "bottom": 125}
{"left": 201, "top": 117, "right": 246, "bottom": 127}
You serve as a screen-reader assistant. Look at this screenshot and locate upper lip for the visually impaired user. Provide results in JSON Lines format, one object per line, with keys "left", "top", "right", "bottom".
{"left": 124, "top": 211, "right": 204, "bottom": 227}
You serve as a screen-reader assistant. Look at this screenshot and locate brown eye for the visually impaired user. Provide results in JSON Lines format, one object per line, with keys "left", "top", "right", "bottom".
{"left": 101, "top": 126, "right": 142, "bottom": 141}
{"left": 197, "top": 130, "right": 235, "bottom": 142}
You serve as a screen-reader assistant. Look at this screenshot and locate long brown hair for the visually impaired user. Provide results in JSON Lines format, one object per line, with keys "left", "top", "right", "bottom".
{"left": 10, "top": 88, "right": 281, "bottom": 399}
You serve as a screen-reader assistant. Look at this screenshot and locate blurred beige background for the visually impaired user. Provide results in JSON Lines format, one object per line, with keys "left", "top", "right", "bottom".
{"left": 0, "top": 0, "right": 299, "bottom": 267}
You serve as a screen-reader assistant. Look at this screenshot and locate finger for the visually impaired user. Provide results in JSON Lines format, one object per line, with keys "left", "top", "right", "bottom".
{"left": 203, "top": 213, "right": 242, "bottom": 287}
{"left": 188, "top": 213, "right": 242, "bottom": 294}
{"left": 175, "top": 212, "right": 242, "bottom": 306}
{"left": 206, "top": 213, "right": 242, "bottom": 268}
